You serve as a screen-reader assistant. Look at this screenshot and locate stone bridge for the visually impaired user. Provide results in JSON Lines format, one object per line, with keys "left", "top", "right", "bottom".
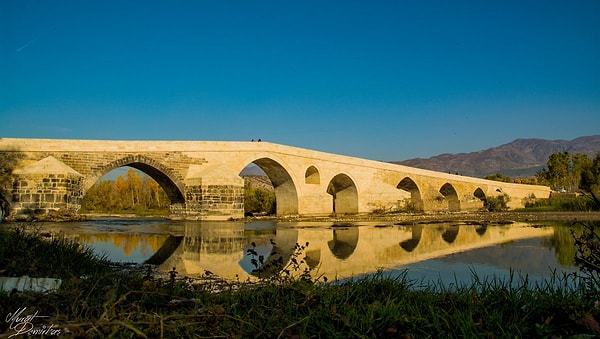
{"left": 0, "top": 138, "right": 551, "bottom": 221}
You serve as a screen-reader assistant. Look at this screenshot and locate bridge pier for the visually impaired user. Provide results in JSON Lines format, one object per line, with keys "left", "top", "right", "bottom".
{"left": 179, "top": 165, "right": 245, "bottom": 220}
{"left": 4, "top": 157, "right": 84, "bottom": 221}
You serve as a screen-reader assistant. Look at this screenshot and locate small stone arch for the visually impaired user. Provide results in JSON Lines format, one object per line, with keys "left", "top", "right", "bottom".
{"left": 327, "top": 173, "right": 358, "bottom": 214}
{"left": 305, "top": 165, "right": 320, "bottom": 185}
{"left": 474, "top": 187, "right": 487, "bottom": 209}
{"left": 396, "top": 177, "right": 424, "bottom": 211}
{"left": 474, "top": 187, "right": 486, "bottom": 201}
{"left": 246, "top": 157, "right": 299, "bottom": 215}
{"left": 86, "top": 155, "right": 186, "bottom": 205}
{"left": 439, "top": 183, "right": 461, "bottom": 212}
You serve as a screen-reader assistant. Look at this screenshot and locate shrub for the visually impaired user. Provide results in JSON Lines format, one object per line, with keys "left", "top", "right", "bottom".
{"left": 572, "top": 221, "right": 600, "bottom": 289}
{"left": 485, "top": 194, "right": 510, "bottom": 211}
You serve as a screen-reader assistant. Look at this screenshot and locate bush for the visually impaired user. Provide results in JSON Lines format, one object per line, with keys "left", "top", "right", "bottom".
{"left": 572, "top": 221, "right": 600, "bottom": 289}
{"left": 485, "top": 194, "right": 510, "bottom": 211}
{"left": 244, "top": 186, "right": 276, "bottom": 216}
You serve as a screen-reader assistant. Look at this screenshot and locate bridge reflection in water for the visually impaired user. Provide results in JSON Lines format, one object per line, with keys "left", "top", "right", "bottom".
{"left": 140, "top": 221, "right": 558, "bottom": 282}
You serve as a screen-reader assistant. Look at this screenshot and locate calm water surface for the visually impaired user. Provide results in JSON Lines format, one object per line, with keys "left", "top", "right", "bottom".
{"left": 33, "top": 218, "right": 581, "bottom": 287}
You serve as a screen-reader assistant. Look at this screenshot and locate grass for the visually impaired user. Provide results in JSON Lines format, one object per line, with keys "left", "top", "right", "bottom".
{"left": 515, "top": 195, "right": 599, "bottom": 212}
{"left": 0, "top": 225, "right": 599, "bottom": 338}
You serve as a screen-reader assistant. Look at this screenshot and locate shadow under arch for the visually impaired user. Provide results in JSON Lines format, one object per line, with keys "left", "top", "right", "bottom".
{"left": 243, "top": 157, "right": 299, "bottom": 215}
{"left": 474, "top": 187, "right": 487, "bottom": 209}
{"left": 86, "top": 155, "right": 186, "bottom": 205}
{"left": 440, "top": 183, "right": 461, "bottom": 212}
{"left": 327, "top": 173, "right": 358, "bottom": 214}
{"left": 399, "top": 224, "right": 423, "bottom": 252}
{"left": 397, "top": 177, "right": 424, "bottom": 211}
{"left": 328, "top": 227, "right": 359, "bottom": 259}
{"left": 441, "top": 225, "right": 460, "bottom": 244}
{"left": 476, "top": 225, "right": 488, "bottom": 236}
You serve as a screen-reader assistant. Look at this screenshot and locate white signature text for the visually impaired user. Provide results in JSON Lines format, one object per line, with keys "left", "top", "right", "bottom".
{"left": 5, "top": 307, "right": 61, "bottom": 338}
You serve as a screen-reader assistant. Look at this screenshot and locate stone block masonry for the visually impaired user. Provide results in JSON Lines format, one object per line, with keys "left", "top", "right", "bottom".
{"left": 179, "top": 185, "right": 244, "bottom": 220}
{"left": 10, "top": 173, "right": 83, "bottom": 220}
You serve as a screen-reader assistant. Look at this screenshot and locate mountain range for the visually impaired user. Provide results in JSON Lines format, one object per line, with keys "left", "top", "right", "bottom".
{"left": 394, "top": 135, "right": 600, "bottom": 178}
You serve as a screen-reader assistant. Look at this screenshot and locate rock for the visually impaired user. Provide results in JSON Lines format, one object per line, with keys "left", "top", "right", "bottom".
{"left": 0, "top": 276, "right": 62, "bottom": 293}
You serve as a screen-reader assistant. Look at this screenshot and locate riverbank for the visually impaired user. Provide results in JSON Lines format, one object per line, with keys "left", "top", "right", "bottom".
{"left": 248, "top": 211, "right": 600, "bottom": 224}
{"left": 78, "top": 211, "right": 600, "bottom": 223}
{"left": 1, "top": 226, "right": 599, "bottom": 338}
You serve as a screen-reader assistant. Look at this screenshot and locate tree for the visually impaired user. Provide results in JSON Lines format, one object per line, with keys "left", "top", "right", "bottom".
{"left": 244, "top": 186, "right": 276, "bottom": 216}
{"left": 571, "top": 153, "right": 591, "bottom": 192}
{"left": 537, "top": 151, "right": 595, "bottom": 193}
{"left": 580, "top": 152, "right": 600, "bottom": 206}
{"left": 547, "top": 151, "right": 571, "bottom": 191}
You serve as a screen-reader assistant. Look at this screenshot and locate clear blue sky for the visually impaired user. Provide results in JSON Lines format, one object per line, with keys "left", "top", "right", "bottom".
{"left": 1, "top": 0, "right": 599, "bottom": 161}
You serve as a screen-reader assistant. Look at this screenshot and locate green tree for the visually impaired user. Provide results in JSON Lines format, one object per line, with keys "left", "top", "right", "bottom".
{"left": 580, "top": 152, "right": 600, "bottom": 206}
{"left": 571, "top": 153, "right": 591, "bottom": 192}
{"left": 548, "top": 151, "right": 571, "bottom": 191}
{"left": 537, "top": 151, "right": 595, "bottom": 193}
{"left": 244, "top": 186, "right": 276, "bottom": 216}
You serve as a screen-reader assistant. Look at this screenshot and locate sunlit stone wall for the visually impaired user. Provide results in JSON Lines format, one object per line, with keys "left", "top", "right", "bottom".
{"left": 10, "top": 173, "right": 83, "bottom": 220}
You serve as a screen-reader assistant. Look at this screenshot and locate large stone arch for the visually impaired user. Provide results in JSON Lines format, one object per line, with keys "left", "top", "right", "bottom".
{"left": 396, "top": 177, "right": 424, "bottom": 211}
{"left": 327, "top": 173, "right": 358, "bottom": 214}
{"left": 439, "top": 183, "right": 461, "bottom": 212}
{"left": 242, "top": 157, "right": 299, "bottom": 215}
{"left": 85, "top": 155, "right": 186, "bottom": 205}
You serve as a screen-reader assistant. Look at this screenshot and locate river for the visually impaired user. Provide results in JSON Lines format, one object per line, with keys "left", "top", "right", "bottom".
{"left": 27, "top": 218, "right": 584, "bottom": 288}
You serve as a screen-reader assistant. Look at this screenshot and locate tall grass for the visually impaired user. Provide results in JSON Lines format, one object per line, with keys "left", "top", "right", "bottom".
{"left": 522, "top": 196, "right": 599, "bottom": 212}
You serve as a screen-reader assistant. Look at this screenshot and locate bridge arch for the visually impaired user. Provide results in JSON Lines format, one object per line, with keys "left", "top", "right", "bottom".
{"left": 327, "top": 173, "right": 358, "bottom": 214}
{"left": 439, "top": 183, "right": 461, "bottom": 212}
{"left": 85, "top": 155, "right": 186, "bottom": 205}
{"left": 396, "top": 177, "right": 424, "bottom": 211}
{"left": 242, "top": 157, "right": 299, "bottom": 215}
{"left": 305, "top": 165, "right": 320, "bottom": 185}
{"left": 473, "top": 187, "right": 487, "bottom": 210}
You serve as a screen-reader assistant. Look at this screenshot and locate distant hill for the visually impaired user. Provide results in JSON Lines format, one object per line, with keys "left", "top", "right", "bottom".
{"left": 394, "top": 136, "right": 600, "bottom": 178}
